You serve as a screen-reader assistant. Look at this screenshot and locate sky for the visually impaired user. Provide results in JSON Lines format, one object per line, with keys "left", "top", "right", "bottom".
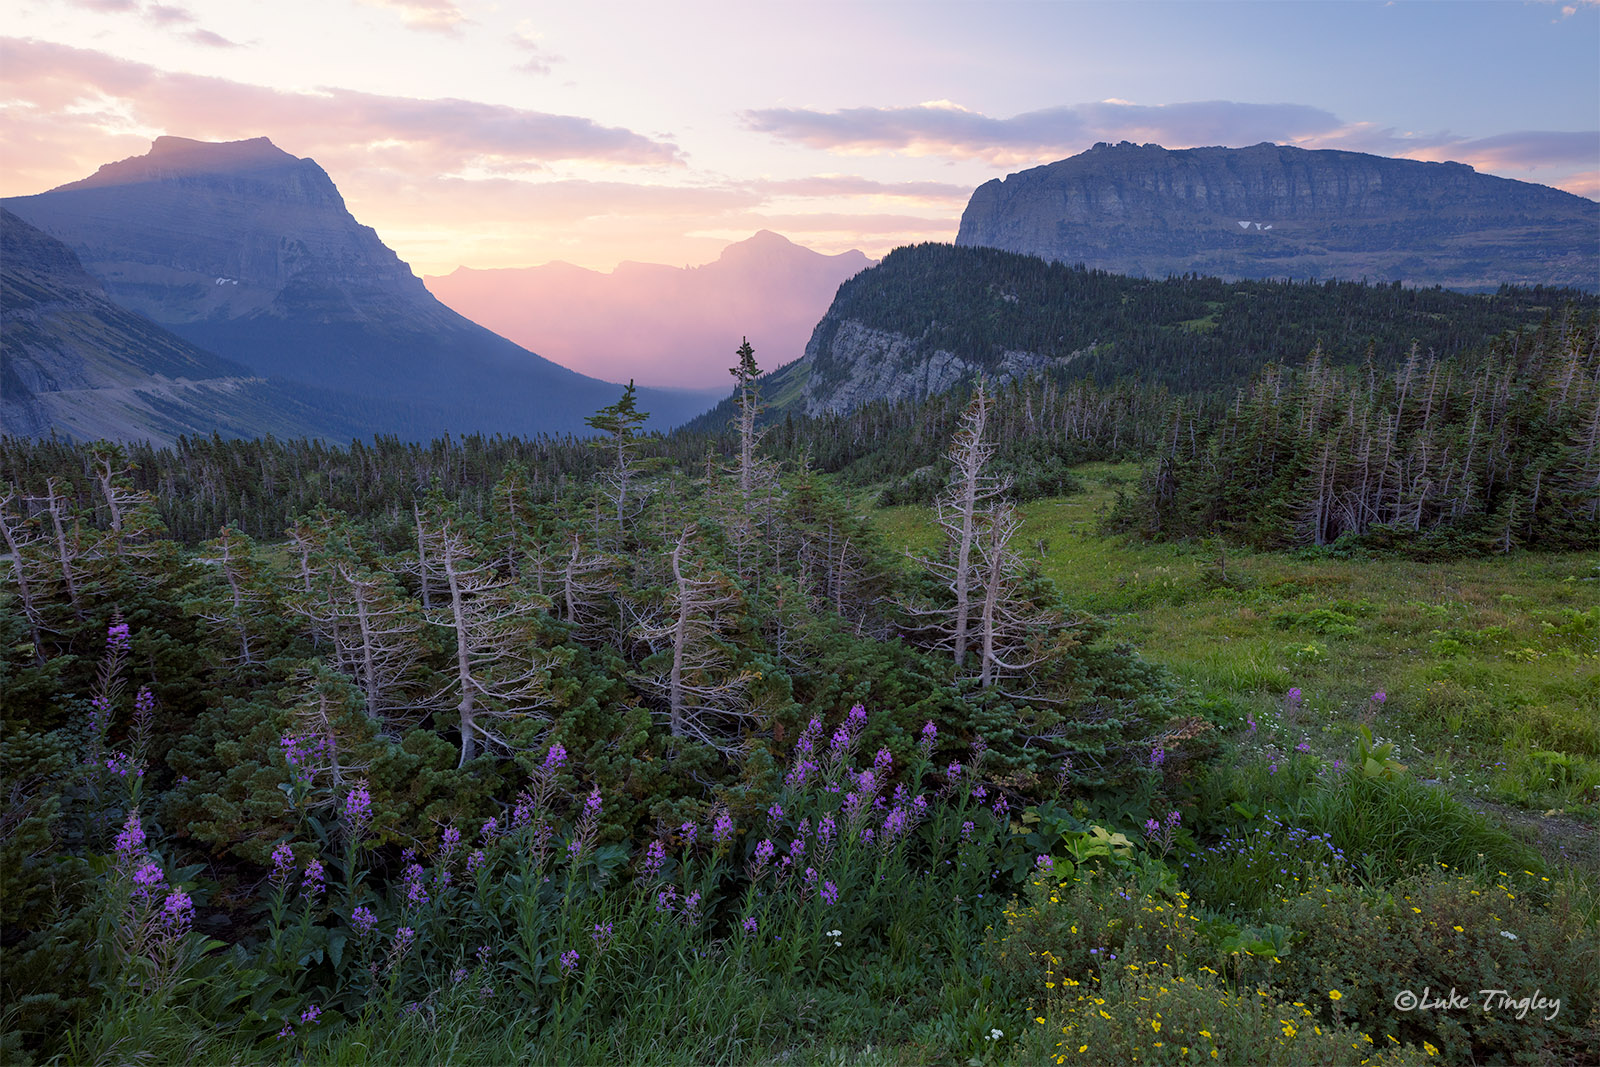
{"left": 3, "top": 0, "right": 1597, "bottom": 277}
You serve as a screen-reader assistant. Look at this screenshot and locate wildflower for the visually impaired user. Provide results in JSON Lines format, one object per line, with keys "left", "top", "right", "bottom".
{"left": 681, "top": 890, "right": 703, "bottom": 926}
{"left": 1036, "top": 854, "right": 1053, "bottom": 871}
{"left": 350, "top": 905, "right": 378, "bottom": 937}
{"left": 947, "top": 760, "right": 963, "bottom": 781}
{"left": 592, "top": 921, "right": 614, "bottom": 951}
{"left": 680, "top": 821, "right": 697, "bottom": 847}
{"left": 480, "top": 815, "right": 499, "bottom": 842}
{"left": 1295, "top": 740, "right": 1311, "bottom": 753}
{"left": 873, "top": 747, "right": 893, "bottom": 776}
{"left": 919, "top": 721, "right": 937, "bottom": 756}
{"left": 960, "top": 820, "right": 975, "bottom": 840}
{"left": 753, "top": 837, "right": 775, "bottom": 874}
{"left": 302, "top": 859, "right": 325, "bottom": 897}
{"left": 766, "top": 802, "right": 783, "bottom": 823}
{"left": 1285, "top": 687, "right": 1303, "bottom": 709}
{"left": 559, "top": 948, "right": 579, "bottom": 973}
{"left": 403, "top": 863, "right": 429, "bottom": 908}
{"left": 270, "top": 841, "right": 294, "bottom": 885}
{"left": 1329, "top": 990, "right": 1342, "bottom": 1001}
{"left": 107, "top": 620, "right": 131, "bottom": 654}
{"left": 712, "top": 810, "right": 734, "bottom": 847}
{"left": 1371, "top": 690, "right": 1386, "bottom": 705}
{"left": 655, "top": 886, "right": 677, "bottom": 913}
{"left": 343, "top": 781, "right": 372, "bottom": 829}
{"left": 1500, "top": 930, "right": 1518, "bottom": 940}
{"left": 162, "top": 889, "right": 194, "bottom": 931}
{"left": 300, "top": 1004, "right": 321, "bottom": 1025}
{"left": 393, "top": 926, "right": 416, "bottom": 955}
{"left": 544, "top": 743, "right": 567, "bottom": 769}
{"left": 441, "top": 824, "right": 461, "bottom": 858}
{"left": 640, "top": 839, "right": 667, "bottom": 878}
{"left": 466, "top": 849, "right": 486, "bottom": 874}
{"left": 1150, "top": 746, "right": 1165, "bottom": 768}
{"left": 115, "top": 810, "right": 147, "bottom": 861}
{"left": 821, "top": 881, "right": 840, "bottom": 906}
{"left": 277, "top": 1025, "right": 295, "bottom": 1041}
{"left": 133, "top": 861, "right": 166, "bottom": 897}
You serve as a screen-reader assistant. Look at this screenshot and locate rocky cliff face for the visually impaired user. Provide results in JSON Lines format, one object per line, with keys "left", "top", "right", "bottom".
{"left": 4, "top": 138, "right": 714, "bottom": 438}
{"left": 956, "top": 142, "right": 1599, "bottom": 292}
{"left": 1, "top": 208, "right": 368, "bottom": 445}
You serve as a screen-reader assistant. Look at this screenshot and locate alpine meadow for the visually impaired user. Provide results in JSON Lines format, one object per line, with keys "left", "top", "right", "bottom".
{"left": 2, "top": 4, "right": 1599, "bottom": 1066}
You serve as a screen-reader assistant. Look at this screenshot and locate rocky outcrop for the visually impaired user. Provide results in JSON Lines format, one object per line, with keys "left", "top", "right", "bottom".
{"left": 4, "top": 138, "right": 715, "bottom": 438}
{"left": 956, "top": 142, "right": 1599, "bottom": 292}
{"left": 799, "top": 320, "right": 1061, "bottom": 416}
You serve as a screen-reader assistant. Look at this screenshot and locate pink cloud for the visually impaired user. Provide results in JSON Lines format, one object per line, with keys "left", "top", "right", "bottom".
{"left": 0, "top": 36, "right": 684, "bottom": 182}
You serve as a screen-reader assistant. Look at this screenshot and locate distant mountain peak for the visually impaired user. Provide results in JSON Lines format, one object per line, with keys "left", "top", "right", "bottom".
{"left": 59, "top": 136, "right": 303, "bottom": 193}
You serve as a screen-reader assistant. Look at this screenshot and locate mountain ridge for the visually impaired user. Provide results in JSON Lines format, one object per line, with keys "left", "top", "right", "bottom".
{"left": 957, "top": 141, "right": 1599, "bottom": 292}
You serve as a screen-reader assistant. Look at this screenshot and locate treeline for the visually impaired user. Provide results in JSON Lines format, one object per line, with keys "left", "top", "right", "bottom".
{"left": 1117, "top": 310, "right": 1600, "bottom": 553}
{"left": 800, "top": 242, "right": 1592, "bottom": 397}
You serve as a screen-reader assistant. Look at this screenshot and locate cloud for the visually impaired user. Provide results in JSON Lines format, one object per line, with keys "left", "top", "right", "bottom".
{"left": 186, "top": 28, "right": 240, "bottom": 48}
{"left": 0, "top": 37, "right": 685, "bottom": 178}
{"left": 144, "top": 3, "right": 194, "bottom": 25}
{"left": 354, "top": 0, "right": 467, "bottom": 33}
{"left": 511, "top": 22, "right": 563, "bottom": 76}
{"left": 744, "top": 99, "right": 1345, "bottom": 165}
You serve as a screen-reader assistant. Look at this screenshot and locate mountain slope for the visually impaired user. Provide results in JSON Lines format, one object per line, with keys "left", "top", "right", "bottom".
{"left": 957, "top": 141, "right": 1599, "bottom": 292}
{"left": 728, "top": 243, "right": 1594, "bottom": 420}
{"left": 1, "top": 208, "right": 371, "bottom": 446}
{"left": 424, "top": 231, "right": 871, "bottom": 389}
{"left": 3, "top": 137, "right": 715, "bottom": 437}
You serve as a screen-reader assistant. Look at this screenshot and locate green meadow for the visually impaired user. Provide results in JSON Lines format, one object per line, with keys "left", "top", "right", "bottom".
{"left": 875, "top": 462, "right": 1600, "bottom": 867}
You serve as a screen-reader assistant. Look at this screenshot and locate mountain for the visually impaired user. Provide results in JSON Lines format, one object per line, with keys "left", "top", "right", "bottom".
{"left": 3, "top": 137, "right": 717, "bottom": 439}
{"left": 1, "top": 209, "right": 373, "bottom": 446}
{"left": 956, "top": 141, "right": 1599, "bottom": 292}
{"left": 423, "top": 231, "right": 872, "bottom": 389}
{"left": 715, "top": 243, "right": 1593, "bottom": 421}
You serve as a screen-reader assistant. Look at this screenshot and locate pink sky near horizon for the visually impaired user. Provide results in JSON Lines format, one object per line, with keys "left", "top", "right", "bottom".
{"left": 2, "top": 1, "right": 1596, "bottom": 280}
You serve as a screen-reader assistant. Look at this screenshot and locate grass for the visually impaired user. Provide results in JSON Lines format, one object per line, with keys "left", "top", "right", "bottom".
{"left": 869, "top": 462, "right": 1600, "bottom": 844}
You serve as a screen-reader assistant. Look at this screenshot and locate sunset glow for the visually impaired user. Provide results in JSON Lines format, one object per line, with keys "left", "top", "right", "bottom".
{"left": 3, "top": 0, "right": 1596, "bottom": 277}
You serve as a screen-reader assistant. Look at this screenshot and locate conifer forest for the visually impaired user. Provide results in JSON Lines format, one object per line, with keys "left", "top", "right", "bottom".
{"left": 2, "top": 302, "right": 1597, "bottom": 1066}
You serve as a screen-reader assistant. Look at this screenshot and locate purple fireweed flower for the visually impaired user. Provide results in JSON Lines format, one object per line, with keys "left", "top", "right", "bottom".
{"left": 1269, "top": 762, "right": 1278, "bottom": 775}
{"left": 403, "top": 863, "right": 429, "bottom": 907}
{"left": 859, "top": 827, "right": 875, "bottom": 845}
{"left": 991, "top": 795, "right": 1009, "bottom": 819}
{"left": 829, "top": 726, "right": 852, "bottom": 753}
{"left": 441, "top": 825, "right": 461, "bottom": 858}
{"left": 790, "top": 837, "right": 805, "bottom": 860}
{"left": 873, "top": 747, "right": 893, "bottom": 776}
{"left": 911, "top": 795, "right": 928, "bottom": 819}
{"left": 1150, "top": 746, "right": 1166, "bottom": 768}
{"left": 972, "top": 785, "right": 988, "bottom": 801}
{"left": 1295, "top": 741, "right": 1311, "bottom": 753}
{"left": 1144, "top": 818, "right": 1161, "bottom": 835}
{"left": 947, "top": 760, "right": 963, "bottom": 781}
{"left": 1371, "top": 690, "right": 1387, "bottom": 705}
{"left": 1036, "top": 854, "right": 1054, "bottom": 871}
{"left": 107, "top": 620, "right": 131, "bottom": 654}
{"left": 350, "top": 905, "right": 378, "bottom": 937}
{"left": 712, "top": 811, "right": 734, "bottom": 847}
{"left": 584, "top": 786, "right": 602, "bottom": 819}
{"left": 452, "top": 966, "right": 469, "bottom": 985}
{"left": 162, "top": 889, "right": 194, "bottom": 931}
{"left": 133, "top": 861, "right": 165, "bottom": 897}
{"left": 766, "top": 802, "right": 783, "bottom": 823}
{"left": 303, "top": 859, "right": 325, "bottom": 897}
{"left": 960, "top": 820, "right": 975, "bottom": 840}
{"left": 343, "top": 781, "right": 372, "bottom": 828}
{"left": 1164, "top": 810, "right": 1181, "bottom": 829}
{"left": 277, "top": 1025, "right": 295, "bottom": 1041}
{"left": 466, "top": 849, "right": 486, "bottom": 874}
{"left": 821, "top": 881, "right": 840, "bottom": 906}
{"left": 105, "top": 752, "right": 139, "bottom": 777}
{"left": 1247, "top": 715, "right": 1258, "bottom": 734}
{"left": 270, "top": 841, "right": 294, "bottom": 884}
{"left": 742, "top": 916, "right": 758, "bottom": 936}
{"left": 393, "top": 926, "right": 416, "bottom": 958}
{"left": 883, "top": 807, "right": 908, "bottom": 839}
{"left": 481, "top": 816, "right": 499, "bottom": 842}
{"left": 115, "top": 810, "right": 147, "bottom": 861}
{"left": 300, "top": 1004, "right": 321, "bottom": 1025}
{"left": 640, "top": 839, "right": 667, "bottom": 878}
{"left": 818, "top": 814, "right": 836, "bottom": 844}
{"left": 655, "top": 886, "right": 677, "bottom": 913}
{"left": 544, "top": 743, "right": 567, "bottom": 770}
{"left": 752, "top": 837, "right": 775, "bottom": 877}
{"left": 592, "top": 921, "right": 614, "bottom": 951}
{"left": 919, "top": 720, "right": 937, "bottom": 756}
{"left": 681, "top": 891, "right": 702, "bottom": 926}
{"left": 559, "top": 949, "right": 579, "bottom": 973}
{"left": 134, "top": 684, "right": 155, "bottom": 715}
{"left": 1285, "top": 687, "right": 1304, "bottom": 708}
